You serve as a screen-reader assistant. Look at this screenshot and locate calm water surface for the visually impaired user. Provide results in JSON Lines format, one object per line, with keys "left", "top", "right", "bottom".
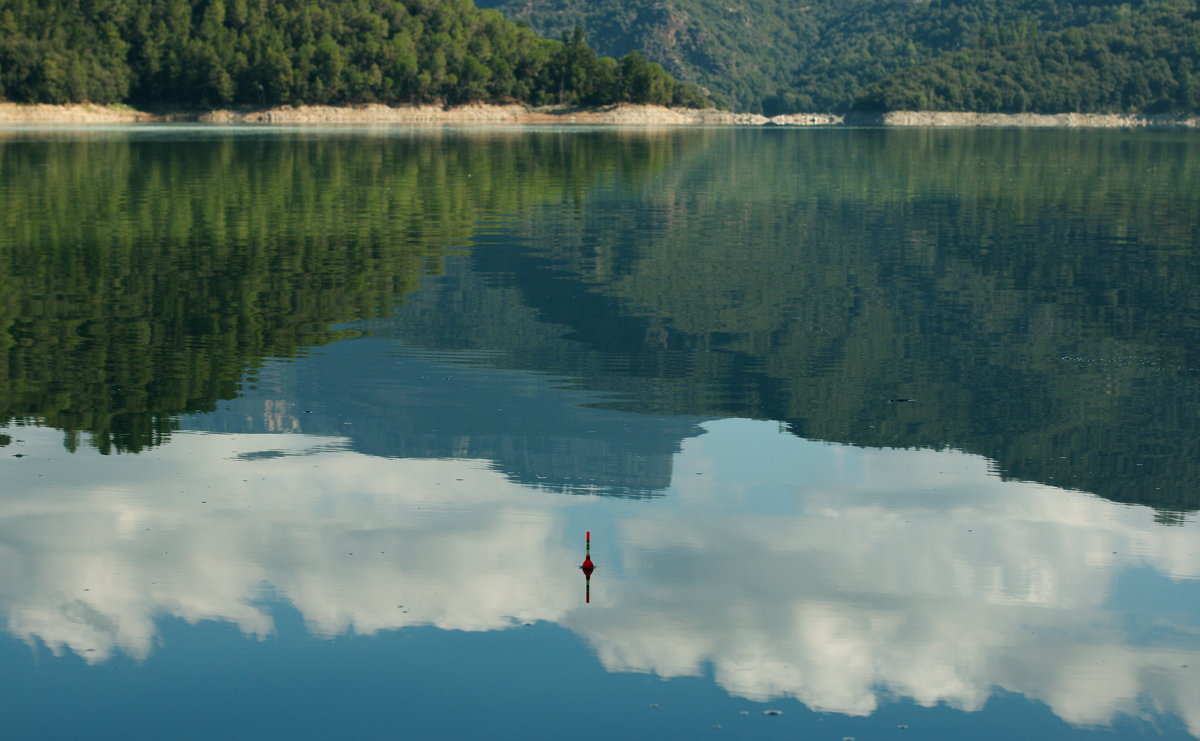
{"left": 2, "top": 125, "right": 1199, "bottom": 740}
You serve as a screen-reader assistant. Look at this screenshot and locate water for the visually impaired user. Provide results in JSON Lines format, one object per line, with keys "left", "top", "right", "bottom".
{"left": 2, "top": 125, "right": 1199, "bottom": 740}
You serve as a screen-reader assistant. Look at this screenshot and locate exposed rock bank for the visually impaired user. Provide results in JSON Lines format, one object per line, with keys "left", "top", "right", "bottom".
{"left": 848, "top": 110, "right": 1200, "bottom": 128}
{"left": 768, "top": 113, "right": 844, "bottom": 126}
{"left": 193, "top": 103, "right": 772, "bottom": 125}
{"left": 0, "top": 103, "right": 157, "bottom": 123}
{"left": 0, "top": 102, "right": 770, "bottom": 126}
{"left": 2, "top": 102, "right": 1198, "bottom": 128}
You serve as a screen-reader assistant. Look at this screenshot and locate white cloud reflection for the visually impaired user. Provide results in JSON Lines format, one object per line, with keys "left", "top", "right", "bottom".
{"left": 0, "top": 430, "right": 578, "bottom": 661}
{"left": 1, "top": 421, "right": 1198, "bottom": 734}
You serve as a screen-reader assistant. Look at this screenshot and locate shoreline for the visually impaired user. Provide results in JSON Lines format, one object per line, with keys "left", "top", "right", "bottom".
{"left": 0, "top": 102, "right": 776, "bottom": 126}
{"left": 851, "top": 110, "right": 1200, "bottom": 129}
{"left": 1, "top": 102, "right": 1198, "bottom": 128}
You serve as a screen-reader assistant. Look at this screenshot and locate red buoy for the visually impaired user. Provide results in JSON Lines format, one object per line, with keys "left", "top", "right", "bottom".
{"left": 581, "top": 531, "right": 594, "bottom": 603}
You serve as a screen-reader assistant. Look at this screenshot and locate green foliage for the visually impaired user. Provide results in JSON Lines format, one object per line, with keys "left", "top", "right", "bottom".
{"left": 855, "top": 1, "right": 1200, "bottom": 113}
{"left": 480, "top": 0, "right": 1200, "bottom": 113}
{"left": 0, "top": 0, "right": 133, "bottom": 103}
{"left": 478, "top": 0, "right": 817, "bottom": 111}
{"left": 0, "top": 0, "right": 709, "bottom": 107}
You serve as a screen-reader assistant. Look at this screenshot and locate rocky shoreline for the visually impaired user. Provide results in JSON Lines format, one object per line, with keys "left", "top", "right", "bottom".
{"left": 1, "top": 102, "right": 1198, "bottom": 128}
{"left": 0, "top": 102, "right": 771, "bottom": 125}
{"left": 849, "top": 110, "right": 1200, "bottom": 128}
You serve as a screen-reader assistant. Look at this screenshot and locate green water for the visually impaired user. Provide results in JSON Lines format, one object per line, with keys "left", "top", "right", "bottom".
{"left": 1, "top": 126, "right": 1199, "bottom": 740}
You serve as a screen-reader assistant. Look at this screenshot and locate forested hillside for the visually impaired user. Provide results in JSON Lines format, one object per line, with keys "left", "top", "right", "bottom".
{"left": 480, "top": 0, "right": 1200, "bottom": 113}
{"left": 855, "top": 2, "right": 1200, "bottom": 113}
{"left": 3, "top": 0, "right": 1194, "bottom": 113}
{"left": 0, "top": 0, "right": 709, "bottom": 108}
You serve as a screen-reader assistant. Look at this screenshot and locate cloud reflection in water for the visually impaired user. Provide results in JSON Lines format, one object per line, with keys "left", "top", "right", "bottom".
{"left": 0, "top": 420, "right": 1197, "bottom": 735}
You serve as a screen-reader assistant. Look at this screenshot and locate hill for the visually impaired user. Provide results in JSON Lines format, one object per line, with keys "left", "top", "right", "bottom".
{"left": 478, "top": 0, "right": 1200, "bottom": 113}
{"left": 0, "top": 0, "right": 710, "bottom": 108}
{"left": 855, "top": 1, "right": 1200, "bottom": 113}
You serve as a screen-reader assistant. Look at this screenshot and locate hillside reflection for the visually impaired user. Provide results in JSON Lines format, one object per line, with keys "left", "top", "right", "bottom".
{"left": 0, "top": 127, "right": 685, "bottom": 453}
{"left": 2, "top": 420, "right": 1197, "bottom": 735}
{"left": 3, "top": 128, "right": 1200, "bottom": 512}
{"left": 379, "top": 130, "right": 1200, "bottom": 513}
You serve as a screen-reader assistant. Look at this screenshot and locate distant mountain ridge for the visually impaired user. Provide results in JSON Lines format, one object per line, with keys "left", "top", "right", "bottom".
{"left": 478, "top": 0, "right": 1200, "bottom": 113}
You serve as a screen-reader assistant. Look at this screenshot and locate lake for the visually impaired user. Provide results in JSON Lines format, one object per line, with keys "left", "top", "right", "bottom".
{"left": 2, "top": 124, "right": 1199, "bottom": 740}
